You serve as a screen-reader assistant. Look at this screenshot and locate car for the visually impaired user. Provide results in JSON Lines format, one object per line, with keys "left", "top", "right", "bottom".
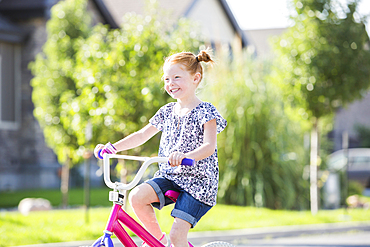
{"left": 324, "top": 148, "right": 370, "bottom": 208}
{"left": 327, "top": 148, "right": 370, "bottom": 188}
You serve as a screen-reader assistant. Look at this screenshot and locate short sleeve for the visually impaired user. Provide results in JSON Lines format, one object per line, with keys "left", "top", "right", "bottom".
{"left": 199, "top": 102, "right": 227, "bottom": 134}
{"left": 149, "top": 103, "right": 174, "bottom": 131}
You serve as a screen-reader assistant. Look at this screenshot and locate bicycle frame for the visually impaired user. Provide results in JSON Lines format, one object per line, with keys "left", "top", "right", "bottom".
{"left": 92, "top": 154, "right": 171, "bottom": 247}
{"left": 91, "top": 153, "right": 234, "bottom": 247}
{"left": 92, "top": 203, "right": 165, "bottom": 247}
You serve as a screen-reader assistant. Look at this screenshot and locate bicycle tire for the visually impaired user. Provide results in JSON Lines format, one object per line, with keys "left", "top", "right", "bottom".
{"left": 200, "top": 241, "right": 236, "bottom": 247}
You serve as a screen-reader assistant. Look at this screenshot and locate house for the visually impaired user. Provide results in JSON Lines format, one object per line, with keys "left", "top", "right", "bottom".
{"left": 0, "top": 0, "right": 248, "bottom": 191}
{"left": 244, "top": 27, "right": 370, "bottom": 152}
{"left": 332, "top": 92, "right": 370, "bottom": 151}
{"left": 0, "top": 0, "right": 119, "bottom": 191}
{"left": 244, "top": 28, "right": 286, "bottom": 57}
{"left": 101, "top": 0, "right": 248, "bottom": 51}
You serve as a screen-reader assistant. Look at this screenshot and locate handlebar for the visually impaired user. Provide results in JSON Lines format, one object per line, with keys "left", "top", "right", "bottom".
{"left": 102, "top": 154, "right": 194, "bottom": 191}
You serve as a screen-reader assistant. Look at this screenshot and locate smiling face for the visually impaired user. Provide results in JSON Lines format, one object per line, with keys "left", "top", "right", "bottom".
{"left": 163, "top": 63, "right": 200, "bottom": 100}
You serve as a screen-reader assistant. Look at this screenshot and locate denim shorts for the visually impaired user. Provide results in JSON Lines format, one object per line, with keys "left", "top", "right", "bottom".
{"left": 146, "top": 177, "right": 212, "bottom": 228}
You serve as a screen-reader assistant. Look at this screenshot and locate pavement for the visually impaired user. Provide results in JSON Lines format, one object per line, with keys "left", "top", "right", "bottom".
{"left": 13, "top": 221, "right": 370, "bottom": 247}
{"left": 239, "top": 231, "right": 370, "bottom": 247}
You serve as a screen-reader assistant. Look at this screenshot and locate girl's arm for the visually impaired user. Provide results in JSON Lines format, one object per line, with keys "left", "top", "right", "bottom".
{"left": 94, "top": 124, "right": 159, "bottom": 158}
{"left": 169, "top": 119, "right": 217, "bottom": 166}
{"left": 113, "top": 124, "right": 159, "bottom": 151}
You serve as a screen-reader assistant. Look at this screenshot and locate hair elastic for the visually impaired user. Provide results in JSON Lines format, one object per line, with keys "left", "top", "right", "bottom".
{"left": 195, "top": 56, "right": 199, "bottom": 62}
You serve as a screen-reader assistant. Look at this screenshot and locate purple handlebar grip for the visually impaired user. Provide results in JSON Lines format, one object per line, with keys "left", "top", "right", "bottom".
{"left": 168, "top": 158, "right": 195, "bottom": 166}
{"left": 98, "top": 149, "right": 104, "bottom": 159}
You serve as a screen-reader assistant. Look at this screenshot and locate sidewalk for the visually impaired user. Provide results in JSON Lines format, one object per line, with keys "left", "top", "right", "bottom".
{"left": 13, "top": 221, "right": 370, "bottom": 247}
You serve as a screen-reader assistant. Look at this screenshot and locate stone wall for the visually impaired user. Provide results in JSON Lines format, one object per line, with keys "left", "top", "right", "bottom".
{"left": 0, "top": 18, "right": 60, "bottom": 191}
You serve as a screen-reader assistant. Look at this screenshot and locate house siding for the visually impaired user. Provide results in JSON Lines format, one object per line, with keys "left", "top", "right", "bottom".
{"left": 333, "top": 92, "right": 370, "bottom": 151}
{"left": 187, "top": 0, "right": 236, "bottom": 46}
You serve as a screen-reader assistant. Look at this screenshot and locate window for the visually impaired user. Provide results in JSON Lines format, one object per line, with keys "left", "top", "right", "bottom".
{"left": 0, "top": 42, "right": 21, "bottom": 129}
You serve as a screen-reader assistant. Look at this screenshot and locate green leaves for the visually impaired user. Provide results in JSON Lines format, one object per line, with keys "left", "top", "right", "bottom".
{"left": 30, "top": 0, "right": 90, "bottom": 164}
{"left": 30, "top": 0, "right": 203, "bottom": 166}
{"left": 273, "top": 0, "right": 370, "bottom": 119}
{"left": 71, "top": 12, "right": 202, "bottom": 157}
{"left": 201, "top": 51, "right": 309, "bottom": 209}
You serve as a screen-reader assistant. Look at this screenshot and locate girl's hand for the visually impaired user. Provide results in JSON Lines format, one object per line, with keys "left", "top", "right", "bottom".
{"left": 94, "top": 142, "right": 117, "bottom": 159}
{"left": 168, "top": 151, "right": 186, "bottom": 167}
{"left": 94, "top": 144, "right": 105, "bottom": 159}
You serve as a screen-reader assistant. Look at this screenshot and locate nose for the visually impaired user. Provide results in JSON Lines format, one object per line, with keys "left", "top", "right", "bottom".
{"left": 166, "top": 79, "right": 174, "bottom": 86}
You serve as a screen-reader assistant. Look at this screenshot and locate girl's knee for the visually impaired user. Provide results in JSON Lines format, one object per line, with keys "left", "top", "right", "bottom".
{"left": 128, "top": 187, "right": 140, "bottom": 207}
{"left": 129, "top": 183, "right": 157, "bottom": 208}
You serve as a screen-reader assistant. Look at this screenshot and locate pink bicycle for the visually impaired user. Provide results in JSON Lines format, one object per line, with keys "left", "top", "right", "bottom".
{"left": 89, "top": 153, "right": 235, "bottom": 247}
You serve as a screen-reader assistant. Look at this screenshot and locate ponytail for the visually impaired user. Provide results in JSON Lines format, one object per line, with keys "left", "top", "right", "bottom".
{"left": 164, "top": 48, "right": 214, "bottom": 84}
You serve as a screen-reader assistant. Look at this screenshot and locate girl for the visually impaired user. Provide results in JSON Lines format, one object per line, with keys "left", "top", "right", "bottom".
{"left": 94, "top": 49, "right": 227, "bottom": 247}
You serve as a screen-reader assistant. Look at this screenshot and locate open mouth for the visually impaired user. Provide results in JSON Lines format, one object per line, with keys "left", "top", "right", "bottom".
{"left": 170, "top": 88, "right": 180, "bottom": 93}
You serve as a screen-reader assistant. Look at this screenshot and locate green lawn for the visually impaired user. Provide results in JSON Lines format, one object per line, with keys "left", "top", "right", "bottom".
{"left": 1, "top": 189, "right": 370, "bottom": 246}
{"left": 1, "top": 203, "right": 370, "bottom": 247}
{"left": 0, "top": 188, "right": 112, "bottom": 208}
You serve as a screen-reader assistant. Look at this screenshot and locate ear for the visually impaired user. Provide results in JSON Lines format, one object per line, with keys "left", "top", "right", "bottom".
{"left": 193, "top": 72, "right": 201, "bottom": 84}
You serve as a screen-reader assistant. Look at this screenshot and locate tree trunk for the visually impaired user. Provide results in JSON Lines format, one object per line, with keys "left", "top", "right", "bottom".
{"left": 310, "top": 118, "right": 319, "bottom": 215}
{"left": 61, "top": 155, "right": 70, "bottom": 209}
{"left": 83, "top": 151, "right": 92, "bottom": 224}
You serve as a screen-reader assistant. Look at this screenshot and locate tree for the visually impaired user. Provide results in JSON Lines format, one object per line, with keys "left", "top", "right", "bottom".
{"left": 272, "top": 0, "right": 370, "bottom": 213}
{"left": 30, "top": 0, "right": 203, "bottom": 206}
{"left": 71, "top": 14, "right": 202, "bottom": 156}
{"left": 355, "top": 124, "right": 370, "bottom": 147}
{"left": 29, "top": 0, "right": 92, "bottom": 207}
{"left": 70, "top": 9, "right": 202, "bottom": 189}
{"left": 201, "top": 50, "right": 310, "bottom": 209}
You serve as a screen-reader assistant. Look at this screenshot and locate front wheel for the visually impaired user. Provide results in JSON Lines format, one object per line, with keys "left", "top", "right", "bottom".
{"left": 200, "top": 241, "right": 236, "bottom": 247}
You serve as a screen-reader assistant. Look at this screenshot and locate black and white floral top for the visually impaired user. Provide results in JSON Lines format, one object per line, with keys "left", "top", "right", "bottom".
{"left": 149, "top": 101, "right": 227, "bottom": 206}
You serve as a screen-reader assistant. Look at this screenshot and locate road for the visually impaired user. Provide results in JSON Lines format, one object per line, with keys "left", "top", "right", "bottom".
{"left": 186, "top": 222, "right": 370, "bottom": 247}
{"left": 188, "top": 223, "right": 370, "bottom": 247}
{"left": 14, "top": 222, "right": 370, "bottom": 247}
{"left": 231, "top": 232, "right": 370, "bottom": 247}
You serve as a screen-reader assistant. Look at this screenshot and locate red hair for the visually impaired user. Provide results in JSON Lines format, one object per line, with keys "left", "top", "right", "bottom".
{"left": 164, "top": 48, "right": 214, "bottom": 83}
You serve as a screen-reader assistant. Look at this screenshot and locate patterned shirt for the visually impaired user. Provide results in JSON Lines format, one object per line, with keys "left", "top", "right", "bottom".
{"left": 149, "top": 101, "right": 227, "bottom": 206}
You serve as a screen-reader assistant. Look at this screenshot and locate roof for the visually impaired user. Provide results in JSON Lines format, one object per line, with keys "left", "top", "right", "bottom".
{"left": 0, "top": 0, "right": 57, "bottom": 20}
{"left": 0, "top": 0, "right": 118, "bottom": 43}
{"left": 0, "top": 0, "right": 247, "bottom": 46}
{"left": 0, "top": 0, "right": 118, "bottom": 28}
{"left": 101, "top": 0, "right": 192, "bottom": 23}
{"left": 102, "top": 0, "right": 248, "bottom": 47}
{"left": 217, "top": 0, "right": 248, "bottom": 47}
{"left": 91, "top": 0, "right": 119, "bottom": 28}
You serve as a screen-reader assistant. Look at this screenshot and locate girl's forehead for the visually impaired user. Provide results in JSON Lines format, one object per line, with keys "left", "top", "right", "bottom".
{"left": 163, "top": 63, "right": 186, "bottom": 74}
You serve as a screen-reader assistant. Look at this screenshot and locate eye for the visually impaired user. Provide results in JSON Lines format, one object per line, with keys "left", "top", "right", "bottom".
{"left": 175, "top": 76, "right": 180, "bottom": 79}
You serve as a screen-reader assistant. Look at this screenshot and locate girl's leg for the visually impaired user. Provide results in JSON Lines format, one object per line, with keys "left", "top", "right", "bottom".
{"left": 129, "top": 183, "right": 165, "bottom": 241}
{"left": 169, "top": 217, "right": 191, "bottom": 247}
